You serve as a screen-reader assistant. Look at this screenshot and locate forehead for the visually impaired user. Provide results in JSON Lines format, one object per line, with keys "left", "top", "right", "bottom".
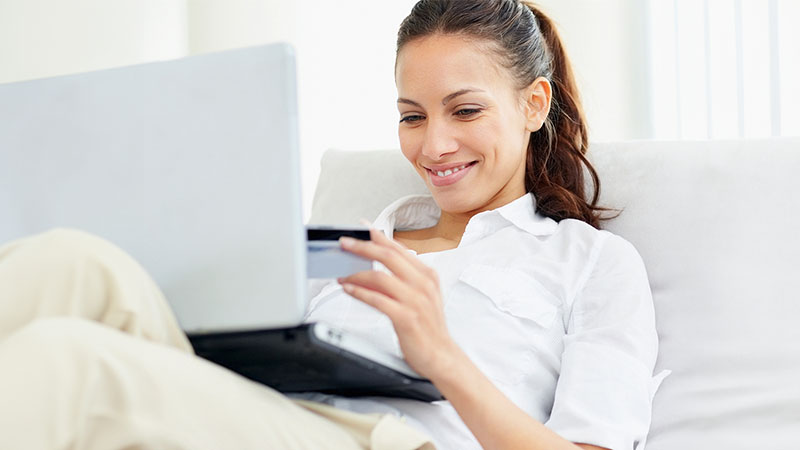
{"left": 395, "top": 34, "right": 514, "bottom": 99}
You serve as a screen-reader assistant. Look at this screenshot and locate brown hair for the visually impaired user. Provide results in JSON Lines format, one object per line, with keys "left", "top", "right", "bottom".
{"left": 397, "top": 0, "right": 609, "bottom": 228}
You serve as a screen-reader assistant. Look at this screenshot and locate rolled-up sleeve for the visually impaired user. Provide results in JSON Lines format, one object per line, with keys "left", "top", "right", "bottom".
{"left": 545, "top": 233, "right": 662, "bottom": 450}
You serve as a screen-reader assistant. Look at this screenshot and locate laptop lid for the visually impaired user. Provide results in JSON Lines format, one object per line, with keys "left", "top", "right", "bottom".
{"left": 0, "top": 43, "right": 307, "bottom": 333}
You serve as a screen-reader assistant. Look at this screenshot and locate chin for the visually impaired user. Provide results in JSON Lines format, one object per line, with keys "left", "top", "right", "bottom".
{"left": 429, "top": 190, "right": 482, "bottom": 215}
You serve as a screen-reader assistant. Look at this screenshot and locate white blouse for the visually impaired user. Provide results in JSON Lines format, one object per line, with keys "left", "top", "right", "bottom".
{"left": 302, "top": 193, "right": 667, "bottom": 450}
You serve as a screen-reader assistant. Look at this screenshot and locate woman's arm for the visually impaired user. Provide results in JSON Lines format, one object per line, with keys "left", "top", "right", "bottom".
{"left": 337, "top": 230, "right": 609, "bottom": 450}
{"left": 428, "top": 339, "right": 607, "bottom": 450}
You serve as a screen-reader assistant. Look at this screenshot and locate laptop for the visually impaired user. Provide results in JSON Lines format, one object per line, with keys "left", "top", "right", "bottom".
{"left": 0, "top": 43, "right": 441, "bottom": 402}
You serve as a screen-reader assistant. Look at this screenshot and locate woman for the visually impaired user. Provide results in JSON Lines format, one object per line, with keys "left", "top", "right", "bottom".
{"left": 0, "top": 1, "right": 659, "bottom": 449}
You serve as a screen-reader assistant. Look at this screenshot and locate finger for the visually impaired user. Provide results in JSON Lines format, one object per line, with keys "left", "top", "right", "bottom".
{"left": 339, "top": 236, "right": 423, "bottom": 284}
{"left": 340, "top": 282, "right": 403, "bottom": 320}
{"left": 369, "top": 226, "right": 410, "bottom": 251}
{"left": 368, "top": 227, "right": 435, "bottom": 274}
{"left": 365, "top": 229, "right": 441, "bottom": 297}
{"left": 338, "top": 270, "right": 418, "bottom": 304}
{"left": 343, "top": 231, "right": 441, "bottom": 299}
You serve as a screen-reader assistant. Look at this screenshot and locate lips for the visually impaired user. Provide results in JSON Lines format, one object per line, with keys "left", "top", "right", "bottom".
{"left": 425, "top": 161, "right": 477, "bottom": 187}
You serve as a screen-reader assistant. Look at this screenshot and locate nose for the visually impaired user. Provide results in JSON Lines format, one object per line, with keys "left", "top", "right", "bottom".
{"left": 420, "top": 118, "right": 458, "bottom": 161}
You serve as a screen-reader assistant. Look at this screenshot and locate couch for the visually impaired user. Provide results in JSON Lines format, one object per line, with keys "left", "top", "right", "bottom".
{"left": 308, "top": 138, "right": 800, "bottom": 450}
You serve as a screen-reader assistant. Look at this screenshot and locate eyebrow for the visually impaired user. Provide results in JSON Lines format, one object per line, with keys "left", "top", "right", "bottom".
{"left": 397, "top": 88, "right": 485, "bottom": 108}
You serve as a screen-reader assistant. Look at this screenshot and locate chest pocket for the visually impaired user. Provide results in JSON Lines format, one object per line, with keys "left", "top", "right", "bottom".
{"left": 451, "top": 264, "right": 563, "bottom": 387}
{"left": 458, "top": 264, "right": 560, "bottom": 329}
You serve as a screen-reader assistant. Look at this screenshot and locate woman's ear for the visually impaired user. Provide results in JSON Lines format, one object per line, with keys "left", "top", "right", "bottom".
{"left": 524, "top": 77, "right": 552, "bottom": 132}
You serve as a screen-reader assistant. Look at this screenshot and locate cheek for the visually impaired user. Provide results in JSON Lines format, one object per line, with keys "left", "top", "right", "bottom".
{"left": 398, "top": 128, "right": 421, "bottom": 164}
{"left": 470, "top": 121, "right": 512, "bottom": 161}
{"left": 496, "top": 112, "right": 529, "bottom": 155}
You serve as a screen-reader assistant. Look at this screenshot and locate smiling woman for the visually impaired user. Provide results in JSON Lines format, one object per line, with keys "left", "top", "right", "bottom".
{"left": 323, "top": 2, "right": 658, "bottom": 449}
{"left": 0, "top": 1, "right": 658, "bottom": 450}
{"left": 395, "top": 35, "right": 541, "bottom": 223}
{"left": 396, "top": 6, "right": 604, "bottom": 230}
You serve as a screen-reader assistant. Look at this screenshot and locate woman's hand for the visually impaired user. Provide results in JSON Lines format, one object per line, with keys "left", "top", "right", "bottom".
{"left": 337, "top": 228, "right": 460, "bottom": 380}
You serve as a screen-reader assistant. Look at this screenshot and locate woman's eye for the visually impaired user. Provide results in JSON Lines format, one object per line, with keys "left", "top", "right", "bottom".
{"left": 455, "top": 108, "right": 482, "bottom": 117}
{"left": 399, "top": 115, "right": 424, "bottom": 124}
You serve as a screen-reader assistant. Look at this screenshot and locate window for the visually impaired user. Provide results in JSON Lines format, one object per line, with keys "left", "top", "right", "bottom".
{"left": 648, "top": 0, "right": 800, "bottom": 139}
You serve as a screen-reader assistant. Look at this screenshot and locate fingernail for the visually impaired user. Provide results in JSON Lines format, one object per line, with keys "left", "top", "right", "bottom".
{"left": 339, "top": 236, "right": 355, "bottom": 248}
{"left": 358, "top": 218, "right": 373, "bottom": 227}
{"left": 341, "top": 283, "right": 354, "bottom": 293}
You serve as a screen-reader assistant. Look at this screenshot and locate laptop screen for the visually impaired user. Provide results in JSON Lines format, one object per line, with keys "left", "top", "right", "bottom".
{"left": 0, "top": 43, "right": 308, "bottom": 332}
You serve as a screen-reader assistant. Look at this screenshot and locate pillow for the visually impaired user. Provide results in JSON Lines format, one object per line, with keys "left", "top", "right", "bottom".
{"left": 309, "top": 149, "right": 426, "bottom": 226}
{"left": 591, "top": 139, "right": 800, "bottom": 450}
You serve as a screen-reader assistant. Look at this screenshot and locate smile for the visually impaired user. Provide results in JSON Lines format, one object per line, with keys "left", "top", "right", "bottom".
{"left": 426, "top": 161, "right": 477, "bottom": 187}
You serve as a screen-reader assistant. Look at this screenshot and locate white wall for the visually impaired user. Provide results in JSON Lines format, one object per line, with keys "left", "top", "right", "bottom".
{"left": 0, "top": 0, "right": 187, "bottom": 84}
{"left": 537, "top": 0, "right": 653, "bottom": 141}
{"left": 186, "top": 0, "right": 298, "bottom": 52}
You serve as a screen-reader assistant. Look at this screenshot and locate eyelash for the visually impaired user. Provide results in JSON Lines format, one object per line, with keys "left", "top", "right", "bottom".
{"left": 455, "top": 108, "right": 482, "bottom": 117}
{"left": 399, "top": 115, "right": 424, "bottom": 124}
{"left": 399, "top": 108, "right": 483, "bottom": 124}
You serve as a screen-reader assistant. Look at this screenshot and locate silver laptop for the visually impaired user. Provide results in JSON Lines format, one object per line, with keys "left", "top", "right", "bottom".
{"left": 0, "top": 44, "right": 441, "bottom": 401}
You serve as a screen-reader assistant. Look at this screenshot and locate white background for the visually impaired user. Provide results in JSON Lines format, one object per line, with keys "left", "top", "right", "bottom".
{"left": 1, "top": 0, "right": 797, "bottom": 219}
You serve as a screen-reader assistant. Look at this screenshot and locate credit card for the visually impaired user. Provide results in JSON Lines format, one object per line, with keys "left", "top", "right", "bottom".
{"left": 306, "top": 226, "right": 373, "bottom": 279}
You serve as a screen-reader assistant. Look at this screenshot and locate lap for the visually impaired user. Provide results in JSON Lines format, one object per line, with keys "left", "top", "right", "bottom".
{"left": 0, "top": 229, "right": 435, "bottom": 449}
{"left": 0, "top": 228, "right": 192, "bottom": 350}
{"left": 0, "top": 318, "right": 431, "bottom": 450}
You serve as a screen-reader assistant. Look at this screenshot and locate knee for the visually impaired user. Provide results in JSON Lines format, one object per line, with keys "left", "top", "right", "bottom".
{"left": 5, "top": 317, "right": 107, "bottom": 356}
{"left": 38, "top": 227, "right": 102, "bottom": 243}
{"left": 0, "top": 318, "right": 122, "bottom": 434}
{"left": 0, "top": 319, "right": 112, "bottom": 388}
{"left": 34, "top": 228, "right": 123, "bottom": 260}
{"left": 4, "top": 228, "right": 136, "bottom": 274}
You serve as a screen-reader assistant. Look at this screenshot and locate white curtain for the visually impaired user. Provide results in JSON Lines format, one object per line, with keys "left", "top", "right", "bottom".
{"left": 648, "top": 0, "right": 800, "bottom": 140}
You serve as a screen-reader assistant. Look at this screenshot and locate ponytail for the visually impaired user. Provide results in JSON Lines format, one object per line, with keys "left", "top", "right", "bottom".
{"left": 522, "top": 3, "right": 608, "bottom": 228}
{"left": 398, "top": 0, "right": 611, "bottom": 228}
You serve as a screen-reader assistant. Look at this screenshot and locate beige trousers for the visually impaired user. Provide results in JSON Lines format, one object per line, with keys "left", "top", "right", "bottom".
{"left": 0, "top": 229, "right": 434, "bottom": 450}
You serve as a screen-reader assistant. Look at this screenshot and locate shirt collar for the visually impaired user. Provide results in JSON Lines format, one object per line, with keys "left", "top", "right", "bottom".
{"left": 372, "top": 193, "right": 557, "bottom": 241}
{"left": 372, "top": 195, "right": 441, "bottom": 238}
{"left": 493, "top": 192, "right": 558, "bottom": 237}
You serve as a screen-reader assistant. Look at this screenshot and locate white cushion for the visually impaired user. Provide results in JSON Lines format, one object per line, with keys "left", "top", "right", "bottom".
{"left": 308, "top": 138, "right": 800, "bottom": 449}
{"left": 310, "top": 149, "right": 428, "bottom": 226}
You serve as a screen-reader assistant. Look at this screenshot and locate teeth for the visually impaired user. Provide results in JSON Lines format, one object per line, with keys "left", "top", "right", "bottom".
{"left": 433, "top": 163, "right": 470, "bottom": 177}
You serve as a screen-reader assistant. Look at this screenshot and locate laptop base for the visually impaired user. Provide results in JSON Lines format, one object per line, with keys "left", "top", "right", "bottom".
{"left": 188, "top": 323, "right": 444, "bottom": 403}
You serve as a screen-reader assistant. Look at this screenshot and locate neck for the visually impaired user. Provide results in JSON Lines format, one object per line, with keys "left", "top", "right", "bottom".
{"left": 432, "top": 189, "right": 528, "bottom": 243}
{"left": 433, "top": 210, "right": 472, "bottom": 243}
